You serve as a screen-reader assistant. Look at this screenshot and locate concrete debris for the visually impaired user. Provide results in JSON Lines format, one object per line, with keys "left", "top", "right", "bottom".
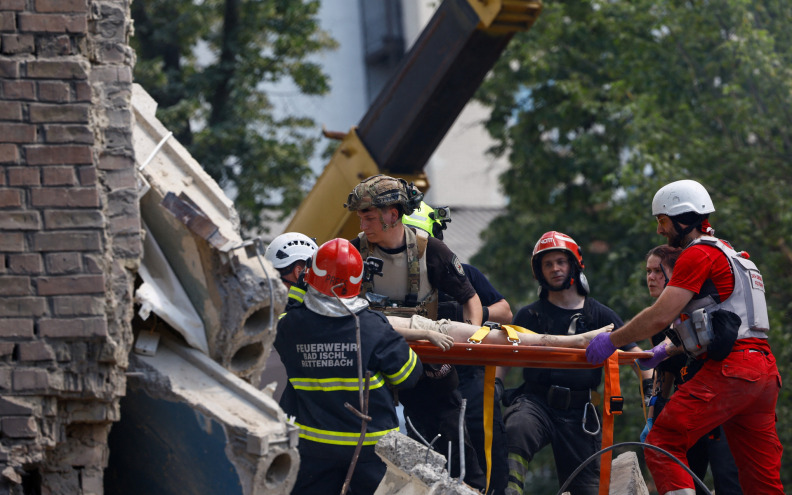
{"left": 117, "top": 83, "right": 298, "bottom": 493}
{"left": 374, "top": 431, "right": 481, "bottom": 495}
{"left": 136, "top": 222, "right": 208, "bottom": 354}
{"left": 132, "top": 83, "right": 287, "bottom": 384}
{"left": 106, "top": 333, "right": 299, "bottom": 495}
{"left": 609, "top": 451, "right": 650, "bottom": 495}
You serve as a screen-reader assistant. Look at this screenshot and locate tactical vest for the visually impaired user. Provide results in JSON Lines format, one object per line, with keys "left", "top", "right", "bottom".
{"left": 674, "top": 236, "right": 769, "bottom": 355}
{"left": 358, "top": 227, "right": 438, "bottom": 319}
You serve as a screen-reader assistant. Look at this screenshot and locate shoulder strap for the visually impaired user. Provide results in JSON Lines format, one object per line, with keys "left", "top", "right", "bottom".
{"left": 357, "top": 232, "right": 373, "bottom": 295}
{"left": 405, "top": 227, "right": 421, "bottom": 300}
{"left": 415, "top": 228, "right": 429, "bottom": 259}
{"left": 357, "top": 232, "right": 369, "bottom": 260}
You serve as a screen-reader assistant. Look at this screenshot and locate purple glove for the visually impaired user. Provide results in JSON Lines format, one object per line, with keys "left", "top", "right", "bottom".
{"left": 637, "top": 342, "right": 669, "bottom": 369}
{"left": 586, "top": 332, "right": 617, "bottom": 364}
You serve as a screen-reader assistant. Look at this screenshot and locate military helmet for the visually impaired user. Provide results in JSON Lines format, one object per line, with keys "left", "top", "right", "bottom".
{"left": 344, "top": 174, "right": 423, "bottom": 215}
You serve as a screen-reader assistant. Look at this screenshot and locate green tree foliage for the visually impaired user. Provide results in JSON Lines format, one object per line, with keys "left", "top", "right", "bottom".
{"left": 131, "top": 0, "right": 336, "bottom": 230}
{"left": 474, "top": 0, "right": 792, "bottom": 490}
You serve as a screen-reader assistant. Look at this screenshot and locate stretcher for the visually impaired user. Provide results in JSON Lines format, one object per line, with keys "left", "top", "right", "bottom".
{"left": 409, "top": 340, "right": 650, "bottom": 495}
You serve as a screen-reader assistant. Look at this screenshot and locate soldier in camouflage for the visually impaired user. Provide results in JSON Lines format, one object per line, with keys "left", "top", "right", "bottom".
{"left": 345, "top": 174, "right": 487, "bottom": 490}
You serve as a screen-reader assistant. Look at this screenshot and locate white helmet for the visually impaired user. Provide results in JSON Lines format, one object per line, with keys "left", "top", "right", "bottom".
{"left": 652, "top": 180, "right": 715, "bottom": 217}
{"left": 264, "top": 232, "right": 318, "bottom": 269}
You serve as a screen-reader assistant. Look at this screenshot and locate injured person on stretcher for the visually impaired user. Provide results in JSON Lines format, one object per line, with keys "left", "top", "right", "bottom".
{"left": 387, "top": 315, "right": 613, "bottom": 351}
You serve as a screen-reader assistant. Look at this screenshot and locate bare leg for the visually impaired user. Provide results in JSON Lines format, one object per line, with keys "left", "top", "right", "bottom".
{"left": 388, "top": 316, "right": 613, "bottom": 349}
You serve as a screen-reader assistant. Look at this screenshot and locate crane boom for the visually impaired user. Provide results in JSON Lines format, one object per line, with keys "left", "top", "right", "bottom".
{"left": 287, "top": 0, "right": 542, "bottom": 243}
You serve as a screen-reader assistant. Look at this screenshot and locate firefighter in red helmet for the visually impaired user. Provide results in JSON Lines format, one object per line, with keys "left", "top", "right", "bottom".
{"left": 500, "top": 231, "right": 647, "bottom": 495}
{"left": 275, "top": 238, "right": 423, "bottom": 494}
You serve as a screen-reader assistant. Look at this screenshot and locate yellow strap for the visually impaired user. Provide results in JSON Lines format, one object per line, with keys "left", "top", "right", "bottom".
{"left": 500, "top": 324, "right": 528, "bottom": 344}
{"left": 483, "top": 365, "right": 496, "bottom": 494}
{"left": 503, "top": 324, "right": 536, "bottom": 335}
{"left": 467, "top": 326, "right": 492, "bottom": 343}
{"left": 467, "top": 324, "right": 536, "bottom": 344}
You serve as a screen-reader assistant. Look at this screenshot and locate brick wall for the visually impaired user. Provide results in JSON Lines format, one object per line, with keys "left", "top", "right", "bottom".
{"left": 0, "top": 0, "right": 137, "bottom": 492}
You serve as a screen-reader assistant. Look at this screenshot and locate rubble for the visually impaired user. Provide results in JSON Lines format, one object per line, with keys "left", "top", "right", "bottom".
{"left": 132, "top": 83, "right": 287, "bottom": 384}
{"left": 105, "top": 334, "right": 299, "bottom": 495}
{"left": 374, "top": 431, "right": 482, "bottom": 495}
{"left": 101, "top": 83, "right": 298, "bottom": 494}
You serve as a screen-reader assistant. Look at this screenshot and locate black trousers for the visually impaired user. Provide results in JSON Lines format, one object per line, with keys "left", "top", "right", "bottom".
{"left": 503, "top": 393, "right": 601, "bottom": 495}
{"left": 293, "top": 444, "right": 385, "bottom": 495}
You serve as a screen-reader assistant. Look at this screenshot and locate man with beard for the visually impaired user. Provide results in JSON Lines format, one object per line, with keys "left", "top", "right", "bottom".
{"left": 587, "top": 179, "right": 783, "bottom": 494}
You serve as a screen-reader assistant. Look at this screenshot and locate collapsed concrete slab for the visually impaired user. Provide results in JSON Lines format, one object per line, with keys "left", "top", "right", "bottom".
{"left": 105, "top": 334, "right": 299, "bottom": 495}
{"left": 131, "top": 83, "right": 287, "bottom": 384}
{"left": 104, "top": 83, "right": 300, "bottom": 493}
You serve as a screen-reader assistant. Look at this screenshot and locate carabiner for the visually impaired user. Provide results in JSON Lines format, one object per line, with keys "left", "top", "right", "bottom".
{"left": 582, "top": 397, "right": 601, "bottom": 436}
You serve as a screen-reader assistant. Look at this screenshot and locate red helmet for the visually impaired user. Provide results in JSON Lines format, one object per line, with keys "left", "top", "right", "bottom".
{"left": 531, "top": 231, "right": 588, "bottom": 295}
{"left": 304, "top": 238, "right": 364, "bottom": 298}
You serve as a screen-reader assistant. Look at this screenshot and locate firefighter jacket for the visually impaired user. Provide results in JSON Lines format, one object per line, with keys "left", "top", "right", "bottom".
{"left": 275, "top": 303, "right": 423, "bottom": 457}
{"left": 278, "top": 282, "right": 307, "bottom": 320}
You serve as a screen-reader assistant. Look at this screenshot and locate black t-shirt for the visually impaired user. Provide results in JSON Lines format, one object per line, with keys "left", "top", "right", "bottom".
{"left": 439, "top": 263, "right": 503, "bottom": 306}
{"left": 513, "top": 297, "right": 627, "bottom": 391}
{"left": 351, "top": 233, "right": 476, "bottom": 304}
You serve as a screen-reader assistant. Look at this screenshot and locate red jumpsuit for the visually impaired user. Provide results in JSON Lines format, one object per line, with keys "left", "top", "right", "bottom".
{"left": 645, "top": 242, "right": 783, "bottom": 494}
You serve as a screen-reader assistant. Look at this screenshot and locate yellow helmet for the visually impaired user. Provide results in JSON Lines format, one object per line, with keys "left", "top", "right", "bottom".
{"left": 401, "top": 201, "right": 451, "bottom": 240}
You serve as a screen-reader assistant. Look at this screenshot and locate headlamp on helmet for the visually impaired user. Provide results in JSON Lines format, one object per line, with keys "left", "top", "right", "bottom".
{"left": 402, "top": 201, "right": 451, "bottom": 240}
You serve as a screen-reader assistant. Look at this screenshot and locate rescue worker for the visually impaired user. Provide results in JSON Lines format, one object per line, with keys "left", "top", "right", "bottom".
{"left": 641, "top": 245, "right": 743, "bottom": 495}
{"left": 264, "top": 231, "right": 318, "bottom": 311}
{"left": 586, "top": 179, "right": 784, "bottom": 494}
{"left": 275, "top": 238, "right": 423, "bottom": 494}
{"left": 500, "top": 231, "right": 643, "bottom": 495}
{"left": 262, "top": 232, "right": 318, "bottom": 402}
{"left": 345, "top": 175, "right": 486, "bottom": 489}
{"left": 404, "top": 201, "right": 512, "bottom": 494}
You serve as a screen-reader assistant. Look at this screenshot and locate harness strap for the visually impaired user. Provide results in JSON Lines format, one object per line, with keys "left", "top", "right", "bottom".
{"left": 405, "top": 227, "right": 423, "bottom": 300}
{"left": 599, "top": 352, "right": 622, "bottom": 495}
{"left": 467, "top": 324, "right": 535, "bottom": 344}
{"left": 358, "top": 232, "right": 373, "bottom": 296}
{"left": 483, "top": 365, "right": 496, "bottom": 494}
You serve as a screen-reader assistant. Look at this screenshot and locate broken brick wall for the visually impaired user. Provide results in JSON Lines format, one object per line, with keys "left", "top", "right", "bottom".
{"left": 0, "top": 0, "right": 138, "bottom": 493}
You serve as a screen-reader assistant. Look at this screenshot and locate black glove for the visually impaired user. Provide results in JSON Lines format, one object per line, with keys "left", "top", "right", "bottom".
{"left": 641, "top": 378, "right": 654, "bottom": 408}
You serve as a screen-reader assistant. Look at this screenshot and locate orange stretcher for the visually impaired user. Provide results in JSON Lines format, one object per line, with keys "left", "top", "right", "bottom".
{"left": 409, "top": 341, "right": 650, "bottom": 495}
